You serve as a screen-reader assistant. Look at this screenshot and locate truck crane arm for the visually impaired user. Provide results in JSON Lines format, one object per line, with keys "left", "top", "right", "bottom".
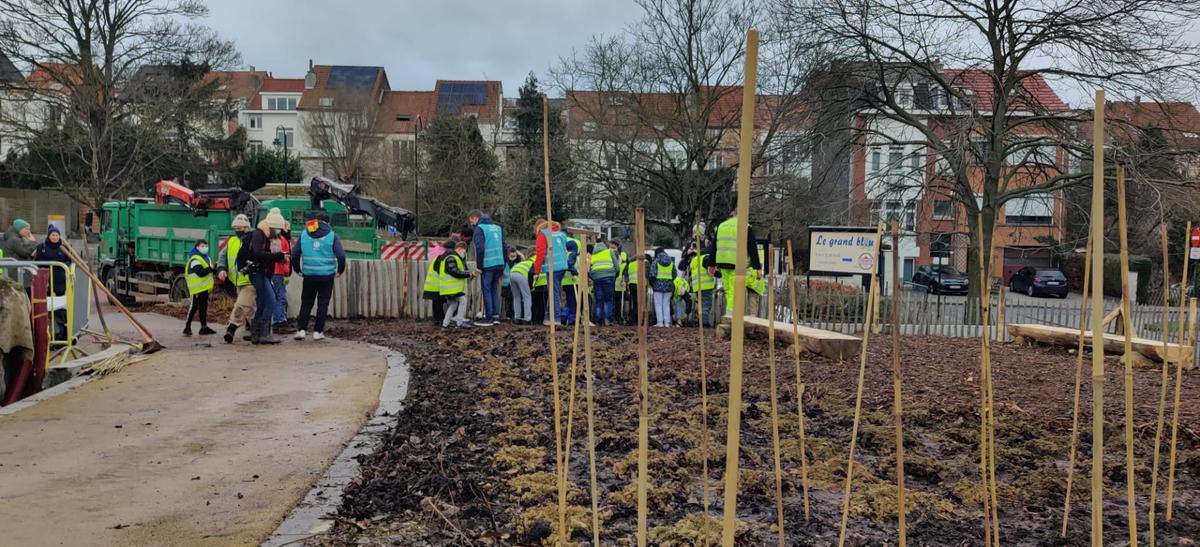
{"left": 154, "top": 180, "right": 252, "bottom": 212}
{"left": 307, "top": 176, "right": 415, "bottom": 238}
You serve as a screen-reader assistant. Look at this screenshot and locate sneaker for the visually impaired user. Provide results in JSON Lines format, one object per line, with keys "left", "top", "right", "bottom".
{"left": 198, "top": 326, "right": 216, "bottom": 335}
{"left": 312, "top": 332, "right": 325, "bottom": 341}
{"left": 458, "top": 322, "right": 474, "bottom": 329}
{"left": 475, "top": 319, "right": 495, "bottom": 327}
{"left": 543, "top": 320, "right": 552, "bottom": 326}
{"left": 294, "top": 330, "right": 307, "bottom": 340}
{"left": 182, "top": 327, "right": 193, "bottom": 336}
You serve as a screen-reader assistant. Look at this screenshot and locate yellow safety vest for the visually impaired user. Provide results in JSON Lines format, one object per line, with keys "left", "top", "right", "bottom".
{"left": 673, "top": 276, "right": 688, "bottom": 301}
{"left": 746, "top": 268, "right": 766, "bottom": 295}
{"left": 423, "top": 255, "right": 445, "bottom": 294}
{"left": 625, "top": 255, "right": 640, "bottom": 285}
{"left": 186, "top": 254, "right": 214, "bottom": 295}
{"left": 511, "top": 258, "right": 533, "bottom": 277}
{"left": 690, "top": 254, "right": 716, "bottom": 291}
{"left": 590, "top": 248, "right": 617, "bottom": 274}
{"left": 439, "top": 254, "right": 468, "bottom": 297}
{"left": 563, "top": 237, "right": 582, "bottom": 287}
{"left": 715, "top": 217, "right": 739, "bottom": 266}
{"left": 533, "top": 270, "right": 548, "bottom": 288}
{"left": 225, "top": 234, "right": 250, "bottom": 287}
{"left": 615, "top": 252, "right": 628, "bottom": 291}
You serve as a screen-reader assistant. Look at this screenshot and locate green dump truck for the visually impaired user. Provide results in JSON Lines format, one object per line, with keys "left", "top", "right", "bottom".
{"left": 97, "top": 178, "right": 413, "bottom": 302}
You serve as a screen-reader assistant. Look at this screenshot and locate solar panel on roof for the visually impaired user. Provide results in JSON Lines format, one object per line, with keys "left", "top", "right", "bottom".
{"left": 327, "top": 66, "right": 378, "bottom": 91}
{"left": 437, "top": 82, "right": 488, "bottom": 115}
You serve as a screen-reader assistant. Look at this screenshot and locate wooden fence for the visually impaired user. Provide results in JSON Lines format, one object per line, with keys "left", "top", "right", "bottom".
{"left": 301, "top": 260, "right": 1198, "bottom": 360}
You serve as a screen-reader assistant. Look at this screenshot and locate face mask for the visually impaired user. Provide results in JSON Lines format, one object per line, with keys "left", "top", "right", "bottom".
{"left": 197, "top": 246, "right": 209, "bottom": 254}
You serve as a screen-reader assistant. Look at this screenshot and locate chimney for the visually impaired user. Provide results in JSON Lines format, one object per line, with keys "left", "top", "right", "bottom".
{"left": 309, "top": 59, "right": 314, "bottom": 70}
{"left": 249, "top": 65, "right": 255, "bottom": 73}
{"left": 1134, "top": 95, "right": 1141, "bottom": 104}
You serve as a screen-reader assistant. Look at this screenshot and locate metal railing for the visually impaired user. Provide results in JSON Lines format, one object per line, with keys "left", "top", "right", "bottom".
{"left": 0, "top": 259, "right": 90, "bottom": 366}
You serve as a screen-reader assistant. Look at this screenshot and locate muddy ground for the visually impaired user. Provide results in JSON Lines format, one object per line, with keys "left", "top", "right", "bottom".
{"left": 315, "top": 321, "right": 1200, "bottom": 546}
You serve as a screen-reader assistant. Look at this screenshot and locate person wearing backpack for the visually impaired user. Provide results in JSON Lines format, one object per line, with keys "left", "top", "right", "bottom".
{"left": 650, "top": 248, "right": 676, "bottom": 327}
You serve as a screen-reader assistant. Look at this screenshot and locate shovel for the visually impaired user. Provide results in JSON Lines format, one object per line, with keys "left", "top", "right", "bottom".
{"left": 60, "top": 243, "right": 164, "bottom": 354}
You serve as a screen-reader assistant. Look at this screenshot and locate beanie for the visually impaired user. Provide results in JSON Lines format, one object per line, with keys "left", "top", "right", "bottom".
{"left": 13, "top": 219, "right": 30, "bottom": 231}
{"left": 231, "top": 214, "right": 251, "bottom": 229}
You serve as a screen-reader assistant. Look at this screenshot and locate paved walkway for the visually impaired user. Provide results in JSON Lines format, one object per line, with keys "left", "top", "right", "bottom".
{"left": 0, "top": 311, "right": 388, "bottom": 546}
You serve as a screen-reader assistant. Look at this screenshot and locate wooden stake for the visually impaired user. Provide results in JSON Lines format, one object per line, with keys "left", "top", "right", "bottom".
{"left": 785, "top": 241, "right": 811, "bottom": 520}
{"left": 541, "top": 95, "right": 567, "bottom": 546}
{"left": 1089, "top": 89, "right": 1107, "bottom": 547}
{"left": 583, "top": 240, "right": 602, "bottom": 545}
{"left": 561, "top": 234, "right": 590, "bottom": 536}
{"left": 635, "top": 208, "right": 650, "bottom": 547}
{"left": 976, "top": 212, "right": 1000, "bottom": 547}
{"left": 1062, "top": 234, "right": 1094, "bottom": 537}
{"left": 765, "top": 244, "right": 786, "bottom": 547}
{"left": 695, "top": 217, "right": 712, "bottom": 526}
{"left": 1148, "top": 222, "right": 1171, "bottom": 546}
{"left": 1165, "top": 294, "right": 1196, "bottom": 520}
{"left": 836, "top": 223, "right": 884, "bottom": 547}
{"left": 890, "top": 219, "right": 907, "bottom": 547}
{"left": 998, "top": 285, "right": 1006, "bottom": 339}
{"left": 719, "top": 27, "right": 759, "bottom": 547}
{"left": 1116, "top": 165, "right": 1140, "bottom": 547}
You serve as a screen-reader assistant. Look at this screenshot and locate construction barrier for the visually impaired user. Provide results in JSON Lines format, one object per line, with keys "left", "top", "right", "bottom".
{"left": 380, "top": 240, "right": 428, "bottom": 260}
{"left": 0, "top": 259, "right": 89, "bottom": 366}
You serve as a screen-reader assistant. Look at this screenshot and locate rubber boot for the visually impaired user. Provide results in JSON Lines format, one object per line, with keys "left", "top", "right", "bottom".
{"left": 223, "top": 324, "right": 238, "bottom": 344}
{"left": 248, "top": 321, "right": 262, "bottom": 345}
{"left": 258, "top": 320, "right": 281, "bottom": 345}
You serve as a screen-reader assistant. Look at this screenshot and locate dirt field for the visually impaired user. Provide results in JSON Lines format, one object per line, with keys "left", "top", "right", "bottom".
{"left": 315, "top": 321, "right": 1200, "bottom": 546}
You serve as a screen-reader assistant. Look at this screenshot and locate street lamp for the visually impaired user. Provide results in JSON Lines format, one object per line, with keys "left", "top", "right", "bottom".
{"left": 413, "top": 115, "right": 424, "bottom": 237}
{"left": 273, "top": 125, "right": 289, "bottom": 198}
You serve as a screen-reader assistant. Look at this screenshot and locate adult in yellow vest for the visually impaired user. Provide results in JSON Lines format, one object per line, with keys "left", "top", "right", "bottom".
{"left": 690, "top": 252, "right": 717, "bottom": 327}
{"left": 218, "top": 214, "right": 256, "bottom": 343}
{"left": 590, "top": 239, "right": 622, "bottom": 325}
{"left": 622, "top": 250, "right": 642, "bottom": 325}
{"left": 613, "top": 248, "right": 628, "bottom": 324}
{"left": 705, "top": 215, "right": 762, "bottom": 316}
{"left": 183, "top": 239, "right": 216, "bottom": 337}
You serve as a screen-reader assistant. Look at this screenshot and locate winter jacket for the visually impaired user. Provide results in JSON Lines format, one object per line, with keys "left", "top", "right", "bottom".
{"left": 246, "top": 228, "right": 285, "bottom": 275}
{"left": 32, "top": 228, "right": 71, "bottom": 295}
{"left": 704, "top": 222, "right": 761, "bottom": 270}
{"left": 290, "top": 220, "right": 347, "bottom": 278}
{"left": 533, "top": 223, "right": 563, "bottom": 274}
{"left": 443, "top": 252, "right": 473, "bottom": 280}
{"left": 650, "top": 252, "right": 676, "bottom": 293}
{"left": 471, "top": 214, "right": 507, "bottom": 271}
{"left": 2, "top": 226, "right": 37, "bottom": 261}
{"left": 273, "top": 234, "right": 292, "bottom": 276}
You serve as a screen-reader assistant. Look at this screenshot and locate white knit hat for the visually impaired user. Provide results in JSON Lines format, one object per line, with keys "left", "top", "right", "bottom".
{"left": 231, "top": 214, "right": 251, "bottom": 229}
{"left": 264, "top": 208, "right": 287, "bottom": 230}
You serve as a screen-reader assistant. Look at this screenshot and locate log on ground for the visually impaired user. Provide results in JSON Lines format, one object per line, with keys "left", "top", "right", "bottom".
{"left": 717, "top": 315, "right": 860, "bottom": 360}
{"left": 1008, "top": 323, "right": 1190, "bottom": 365}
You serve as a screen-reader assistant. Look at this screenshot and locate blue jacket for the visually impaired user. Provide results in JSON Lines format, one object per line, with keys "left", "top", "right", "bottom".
{"left": 290, "top": 220, "right": 346, "bottom": 278}
{"left": 472, "top": 215, "right": 507, "bottom": 271}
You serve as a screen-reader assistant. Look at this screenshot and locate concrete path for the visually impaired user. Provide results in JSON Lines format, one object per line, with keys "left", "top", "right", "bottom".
{"left": 0, "top": 311, "right": 388, "bottom": 546}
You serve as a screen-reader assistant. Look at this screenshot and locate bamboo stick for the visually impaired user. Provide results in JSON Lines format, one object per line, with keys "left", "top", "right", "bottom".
{"left": 976, "top": 213, "right": 999, "bottom": 547}
{"left": 719, "top": 27, "right": 759, "bottom": 547}
{"left": 1089, "top": 90, "right": 1107, "bottom": 547}
{"left": 541, "top": 95, "right": 567, "bottom": 546}
{"left": 1148, "top": 223, "right": 1171, "bottom": 546}
{"left": 582, "top": 239, "right": 602, "bottom": 545}
{"left": 561, "top": 235, "right": 589, "bottom": 535}
{"left": 785, "top": 241, "right": 811, "bottom": 520}
{"left": 765, "top": 244, "right": 786, "bottom": 547}
{"left": 695, "top": 220, "right": 712, "bottom": 527}
{"left": 889, "top": 220, "right": 908, "bottom": 547}
{"left": 1062, "top": 234, "right": 1094, "bottom": 537}
{"left": 1165, "top": 295, "right": 1196, "bottom": 520}
{"left": 1117, "top": 165, "right": 1140, "bottom": 547}
{"left": 836, "top": 223, "right": 884, "bottom": 547}
{"left": 635, "top": 209, "right": 650, "bottom": 547}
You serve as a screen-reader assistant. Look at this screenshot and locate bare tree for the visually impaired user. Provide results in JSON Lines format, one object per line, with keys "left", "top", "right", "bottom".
{"left": 778, "top": 0, "right": 1200, "bottom": 305}
{"left": 301, "top": 88, "right": 383, "bottom": 182}
{"left": 0, "top": 0, "right": 238, "bottom": 209}
{"left": 550, "top": 0, "right": 821, "bottom": 243}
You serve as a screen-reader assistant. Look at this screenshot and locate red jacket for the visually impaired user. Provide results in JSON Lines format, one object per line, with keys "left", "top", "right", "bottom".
{"left": 274, "top": 236, "right": 292, "bottom": 276}
{"left": 533, "top": 223, "right": 561, "bottom": 274}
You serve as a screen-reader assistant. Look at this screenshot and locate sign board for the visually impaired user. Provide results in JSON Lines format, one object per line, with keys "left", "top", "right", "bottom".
{"left": 47, "top": 214, "right": 66, "bottom": 236}
{"left": 1191, "top": 227, "right": 1200, "bottom": 260}
{"left": 808, "top": 228, "right": 879, "bottom": 275}
{"left": 1191, "top": 247, "right": 1200, "bottom": 260}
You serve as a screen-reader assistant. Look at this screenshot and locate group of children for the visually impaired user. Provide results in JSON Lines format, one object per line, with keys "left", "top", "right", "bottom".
{"left": 421, "top": 233, "right": 740, "bottom": 329}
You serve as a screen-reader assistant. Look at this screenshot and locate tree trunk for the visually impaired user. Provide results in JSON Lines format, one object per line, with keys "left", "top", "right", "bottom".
{"left": 966, "top": 207, "right": 997, "bottom": 325}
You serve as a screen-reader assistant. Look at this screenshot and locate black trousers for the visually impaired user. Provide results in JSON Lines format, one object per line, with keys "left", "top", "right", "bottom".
{"left": 297, "top": 277, "right": 335, "bottom": 333}
{"left": 626, "top": 285, "right": 639, "bottom": 325}
{"left": 501, "top": 285, "right": 513, "bottom": 320}
{"left": 186, "top": 291, "right": 209, "bottom": 327}
{"left": 532, "top": 288, "right": 548, "bottom": 324}
{"left": 430, "top": 295, "right": 445, "bottom": 325}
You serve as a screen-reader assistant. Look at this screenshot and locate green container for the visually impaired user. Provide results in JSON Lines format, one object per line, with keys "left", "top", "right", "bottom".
{"left": 100, "top": 199, "right": 238, "bottom": 267}
{"left": 259, "top": 198, "right": 381, "bottom": 259}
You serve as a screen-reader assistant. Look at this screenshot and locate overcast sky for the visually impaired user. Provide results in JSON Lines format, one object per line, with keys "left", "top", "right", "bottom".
{"left": 203, "top": 0, "right": 640, "bottom": 95}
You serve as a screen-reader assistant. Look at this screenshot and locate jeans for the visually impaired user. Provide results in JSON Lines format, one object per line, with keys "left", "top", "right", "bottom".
{"left": 481, "top": 268, "right": 503, "bottom": 320}
{"left": 673, "top": 298, "right": 686, "bottom": 324}
{"left": 297, "top": 277, "right": 334, "bottom": 332}
{"left": 510, "top": 272, "right": 532, "bottom": 321}
{"left": 251, "top": 272, "right": 276, "bottom": 325}
{"left": 545, "top": 270, "right": 567, "bottom": 321}
{"left": 695, "top": 289, "right": 715, "bottom": 327}
{"left": 443, "top": 294, "right": 468, "bottom": 327}
{"left": 593, "top": 277, "right": 616, "bottom": 324}
{"left": 653, "top": 291, "right": 672, "bottom": 326}
{"left": 271, "top": 274, "right": 287, "bottom": 323}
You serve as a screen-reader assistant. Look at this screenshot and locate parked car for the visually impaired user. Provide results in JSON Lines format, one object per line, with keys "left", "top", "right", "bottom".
{"left": 911, "top": 265, "right": 969, "bottom": 295}
{"left": 1009, "top": 266, "right": 1069, "bottom": 298}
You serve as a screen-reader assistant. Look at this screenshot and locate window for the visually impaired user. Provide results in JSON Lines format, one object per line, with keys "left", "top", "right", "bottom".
{"left": 1007, "top": 143, "right": 1057, "bottom": 166}
{"left": 582, "top": 121, "right": 597, "bottom": 133}
{"left": 971, "top": 139, "right": 991, "bottom": 165}
{"left": 933, "top": 200, "right": 954, "bottom": 220}
{"left": 708, "top": 154, "right": 724, "bottom": 169}
{"left": 896, "top": 86, "right": 912, "bottom": 108}
{"left": 871, "top": 148, "right": 881, "bottom": 173}
{"left": 887, "top": 148, "right": 904, "bottom": 182}
{"left": 930, "top": 232, "right": 953, "bottom": 258}
{"left": 395, "top": 113, "right": 412, "bottom": 122}
{"left": 914, "top": 83, "right": 938, "bottom": 109}
{"left": 1005, "top": 193, "right": 1054, "bottom": 225}
{"left": 248, "top": 114, "right": 262, "bottom": 129}
{"left": 608, "top": 94, "right": 625, "bottom": 106}
{"left": 903, "top": 258, "right": 915, "bottom": 282}
{"left": 319, "top": 96, "right": 334, "bottom": 108}
{"left": 275, "top": 127, "right": 294, "bottom": 149}
{"left": 247, "top": 140, "right": 264, "bottom": 155}
{"left": 266, "top": 97, "right": 297, "bottom": 111}
{"left": 707, "top": 127, "right": 724, "bottom": 141}
{"left": 871, "top": 200, "right": 916, "bottom": 231}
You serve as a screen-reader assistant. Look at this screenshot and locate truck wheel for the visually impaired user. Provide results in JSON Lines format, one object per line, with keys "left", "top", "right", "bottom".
{"left": 102, "top": 267, "right": 120, "bottom": 305}
{"left": 169, "top": 276, "right": 189, "bottom": 303}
